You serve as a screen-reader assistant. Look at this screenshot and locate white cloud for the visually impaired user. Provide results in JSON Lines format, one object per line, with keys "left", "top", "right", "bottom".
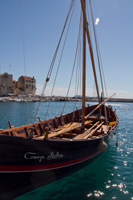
{"left": 95, "top": 18, "right": 100, "bottom": 25}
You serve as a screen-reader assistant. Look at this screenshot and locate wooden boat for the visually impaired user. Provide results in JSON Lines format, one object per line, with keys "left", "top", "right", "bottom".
{"left": 0, "top": 0, "right": 118, "bottom": 199}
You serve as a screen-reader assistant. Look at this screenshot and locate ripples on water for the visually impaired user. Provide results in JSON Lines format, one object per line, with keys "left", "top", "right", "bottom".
{"left": 0, "top": 102, "right": 133, "bottom": 200}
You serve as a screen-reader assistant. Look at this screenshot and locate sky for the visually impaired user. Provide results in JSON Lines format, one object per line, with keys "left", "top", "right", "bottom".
{"left": 0, "top": 0, "right": 133, "bottom": 99}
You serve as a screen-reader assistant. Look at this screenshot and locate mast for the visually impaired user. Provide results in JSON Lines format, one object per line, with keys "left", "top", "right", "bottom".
{"left": 80, "top": 0, "right": 100, "bottom": 104}
{"left": 82, "top": 0, "right": 86, "bottom": 128}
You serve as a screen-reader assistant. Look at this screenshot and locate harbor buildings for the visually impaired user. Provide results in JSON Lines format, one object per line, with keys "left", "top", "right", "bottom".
{"left": 0, "top": 73, "right": 13, "bottom": 96}
{"left": 0, "top": 73, "right": 36, "bottom": 96}
{"left": 14, "top": 76, "right": 36, "bottom": 95}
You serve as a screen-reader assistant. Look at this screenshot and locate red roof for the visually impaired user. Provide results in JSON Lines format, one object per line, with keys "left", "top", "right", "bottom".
{"left": 22, "top": 76, "right": 32, "bottom": 80}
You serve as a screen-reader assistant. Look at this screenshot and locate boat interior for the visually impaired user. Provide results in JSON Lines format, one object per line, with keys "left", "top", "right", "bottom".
{"left": 0, "top": 104, "right": 118, "bottom": 141}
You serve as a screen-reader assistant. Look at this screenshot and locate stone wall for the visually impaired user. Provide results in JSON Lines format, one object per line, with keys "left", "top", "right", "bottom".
{"left": 0, "top": 73, "right": 13, "bottom": 96}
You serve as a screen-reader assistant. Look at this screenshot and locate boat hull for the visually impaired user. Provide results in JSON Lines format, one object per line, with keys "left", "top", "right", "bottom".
{"left": 0, "top": 130, "right": 114, "bottom": 200}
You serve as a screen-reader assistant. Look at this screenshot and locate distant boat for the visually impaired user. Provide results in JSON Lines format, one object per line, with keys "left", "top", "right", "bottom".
{"left": 60, "top": 97, "right": 66, "bottom": 101}
{"left": 0, "top": 0, "right": 118, "bottom": 199}
{"left": 32, "top": 99, "right": 40, "bottom": 102}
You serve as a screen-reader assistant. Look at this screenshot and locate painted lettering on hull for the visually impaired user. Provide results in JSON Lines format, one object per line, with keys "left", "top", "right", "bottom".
{"left": 24, "top": 152, "right": 63, "bottom": 162}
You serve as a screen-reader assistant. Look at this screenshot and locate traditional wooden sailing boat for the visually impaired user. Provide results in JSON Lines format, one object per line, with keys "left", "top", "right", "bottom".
{"left": 0, "top": 0, "right": 118, "bottom": 199}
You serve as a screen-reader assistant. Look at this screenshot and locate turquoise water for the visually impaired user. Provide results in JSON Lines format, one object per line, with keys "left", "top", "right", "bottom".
{"left": 0, "top": 102, "right": 133, "bottom": 200}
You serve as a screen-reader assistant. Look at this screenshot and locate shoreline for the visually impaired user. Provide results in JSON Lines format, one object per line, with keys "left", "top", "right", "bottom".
{"left": 0, "top": 96, "right": 133, "bottom": 103}
{"left": 86, "top": 98, "right": 133, "bottom": 103}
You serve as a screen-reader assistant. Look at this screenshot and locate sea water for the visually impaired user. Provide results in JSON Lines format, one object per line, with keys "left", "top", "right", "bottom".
{"left": 0, "top": 101, "right": 133, "bottom": 200}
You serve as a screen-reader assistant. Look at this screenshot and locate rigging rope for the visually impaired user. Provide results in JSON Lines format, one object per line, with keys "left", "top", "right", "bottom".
{"left": 86, "top": 1, "right": 96, "bottom": 100}
{"left": 86, "top": 1, "right": 100, "bottom": 101}
{"left": 61, "top": 9, "right": 83, "bottom": 116}
{"left": 45, "top": 0, "right": 76, "bottom": 120}
{"left": 72, "top": 11, "right": 82, "bottom": 121}
{"left": 89, "top": 0, "right": 104, "bottom": 96}
{"left": 32, "top": 0, "right": 75, "bottom": 124}
{"left": 74, "top": 37, "right": 82, "bottom": 104}
{"left": 89, "top": 0, "right": 108, "bottom": 123}
{"left": 20, "top": 0, "right": 29, "bottom": 124}
{"left": 89, "top": 0, "right": 108, "bottom": 98}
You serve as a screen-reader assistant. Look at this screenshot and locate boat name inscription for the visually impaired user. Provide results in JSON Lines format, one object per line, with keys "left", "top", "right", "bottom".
{"left": 47, "top": 152, "right": 63, "bottom": 160}
{"left": 24, "top": 152, "right": 63, "bottom": 162}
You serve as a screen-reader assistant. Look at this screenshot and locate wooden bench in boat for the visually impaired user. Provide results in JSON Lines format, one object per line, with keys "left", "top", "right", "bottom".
{"left": 48, "top": 120, "right": 93, "bottom": 138}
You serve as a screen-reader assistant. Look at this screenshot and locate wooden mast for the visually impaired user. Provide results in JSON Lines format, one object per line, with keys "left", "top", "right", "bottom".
{"left": 82, "top": 0, "right": 86, "bottom": 128}
{"left": 80, "top": 0, "right": 100, "bottom": 104}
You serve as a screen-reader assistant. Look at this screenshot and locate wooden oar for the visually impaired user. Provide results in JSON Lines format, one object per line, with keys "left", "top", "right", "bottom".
{"left": 48, "top": 120, "right": 93, "bottom": 138}
{"left": 85, "top": 93, "right": 115, "bottom": 119}
{"left": 84, "top": 121, "right": 104, "bottom": 139}
{"left": 33, "top": 122, "right": 82, "bottom": 139}
{"left": 50, "top": 122, "right": 78, "bottom": 133}
{"left": 73, "top": 121, "right": 100, "bottom": 140}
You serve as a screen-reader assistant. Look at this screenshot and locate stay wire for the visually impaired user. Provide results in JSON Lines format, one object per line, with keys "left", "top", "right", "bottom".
{"left": 32, "top": 0, "right": 75, "bottom": 124}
